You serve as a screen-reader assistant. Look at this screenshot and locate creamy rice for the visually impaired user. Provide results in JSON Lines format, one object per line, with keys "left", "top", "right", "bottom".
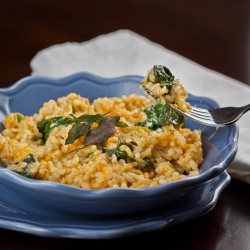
{"left": 0, "top": 92, "right": 203, "bottom": 189}
{"left": 141, "top": 65, "right": 192, "bottom": 112}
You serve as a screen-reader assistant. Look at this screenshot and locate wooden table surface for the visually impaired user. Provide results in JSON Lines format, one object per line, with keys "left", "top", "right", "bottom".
{"left": 0, "top": 1, "right": 250, "bottom": 249}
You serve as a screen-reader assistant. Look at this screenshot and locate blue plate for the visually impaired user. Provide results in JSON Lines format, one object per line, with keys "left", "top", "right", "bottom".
{"left": 0, "top": 171, "right": 230, "bottom": 239}
{"left": 0, "top": 73, "right": 238, "bottom": 218}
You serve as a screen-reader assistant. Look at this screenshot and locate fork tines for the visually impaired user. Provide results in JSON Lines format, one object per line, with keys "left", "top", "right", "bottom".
{"left": 189, "top": 107, "right": 214, "bottom": 121}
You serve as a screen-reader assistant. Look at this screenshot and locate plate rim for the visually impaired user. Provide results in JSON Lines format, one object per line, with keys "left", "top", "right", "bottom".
{"left": 0, "top": 171, "right": 230, "bottom": 239}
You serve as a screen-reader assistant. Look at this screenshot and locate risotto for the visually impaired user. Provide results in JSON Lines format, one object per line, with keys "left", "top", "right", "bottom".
{"left": 0, "top": 66, "right": 203, "bottom": 189}
{"left": 141, "top": 65, "right": 192, "bottom": 112}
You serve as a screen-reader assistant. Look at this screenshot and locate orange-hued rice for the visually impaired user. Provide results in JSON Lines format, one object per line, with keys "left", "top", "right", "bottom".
{"left": 0, "top": 92, "right": 203, "bottom": 189}
{"left": 141, "top": 67, "right": 192, "bottom": 112}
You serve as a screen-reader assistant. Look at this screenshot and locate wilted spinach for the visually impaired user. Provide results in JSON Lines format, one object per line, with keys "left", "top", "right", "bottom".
{"left": 136, "top": 102, "right": 185, "bottom": 130}
{"left": 12, "top": 154, "right": 36, "bottom": 179}
{"left": 98, "top": 135, "right": 136, "bottom": 163}
{"left": 37, "top": 112, "right": 125, "bottom": 145}
{"left": 152, "top": 65, "right": 175, "bottom": 90}
{"left": 98, "top": 137, "right": 155, "bottom": 169}
{"left": 140, "top": 157, "right": 155, "bottom": 169}
{"left": 37, "top": 116, "right": 73, "bottom": 142}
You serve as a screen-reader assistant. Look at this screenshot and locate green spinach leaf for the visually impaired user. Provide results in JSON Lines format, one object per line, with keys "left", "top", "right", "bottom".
{"left": 12, "top": 154, "right": 36, "bottom": 179}
{"left": 98, "top": 145, "right": 135, "bottom": 163}
{"left": 136, "top": 102, "right": 185, "bottom": 130}
{"left": 98, "top": 135, "right": 136, "bottom": 163}
{"left": 37, "top": 116, "right": 73, "bottom": 142}
{"left": 140, "top": 157, "right": 155, "bottom": 168}
{"left": 153, "top": 65, "right": 175, "bottom": 90}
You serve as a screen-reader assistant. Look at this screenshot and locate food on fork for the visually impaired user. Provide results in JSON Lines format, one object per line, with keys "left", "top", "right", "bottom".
{"left": 141, "top": 65, "right": 192, "bottom": 112}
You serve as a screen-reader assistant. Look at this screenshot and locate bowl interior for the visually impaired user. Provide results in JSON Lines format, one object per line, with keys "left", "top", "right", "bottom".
{"left": 0, "top": 72, "right": 238, "bottom": 215}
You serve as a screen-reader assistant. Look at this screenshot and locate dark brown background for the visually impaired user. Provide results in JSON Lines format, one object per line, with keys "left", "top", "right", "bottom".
{"left": 0, "top": 0, "right": 250, "bottom": 249}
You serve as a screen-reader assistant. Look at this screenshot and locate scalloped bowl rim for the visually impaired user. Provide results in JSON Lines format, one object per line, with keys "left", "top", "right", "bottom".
{"left": 0, "top": 72, "right": 238, "bottom": 212}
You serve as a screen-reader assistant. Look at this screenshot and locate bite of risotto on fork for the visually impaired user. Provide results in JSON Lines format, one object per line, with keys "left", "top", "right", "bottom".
{"left": 142, "top": 65, "right": 250, "bottom": 127}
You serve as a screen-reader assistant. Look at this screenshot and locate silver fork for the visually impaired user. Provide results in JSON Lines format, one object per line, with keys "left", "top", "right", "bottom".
{"left": 167, "top": 103, "right": 250, "bottom": 127}
{"left": 143, "top": 87, "right": 250, "bottom": 127}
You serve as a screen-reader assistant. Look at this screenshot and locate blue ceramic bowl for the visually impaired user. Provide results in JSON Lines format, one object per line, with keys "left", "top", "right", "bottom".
{"left": 0, "top": 73, "right": 238, "bottom": 215}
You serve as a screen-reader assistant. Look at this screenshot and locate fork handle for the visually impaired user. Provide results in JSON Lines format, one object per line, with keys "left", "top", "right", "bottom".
{"left": 241, "top": 104, "right": 250, "bottom": 114}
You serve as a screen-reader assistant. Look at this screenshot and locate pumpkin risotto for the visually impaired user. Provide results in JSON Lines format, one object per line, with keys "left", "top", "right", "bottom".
{"left": 0, "top": 66, "right": 203, "bottom": 189}
{"left": 141, "top": 65, "right": 192, "bottom": 112}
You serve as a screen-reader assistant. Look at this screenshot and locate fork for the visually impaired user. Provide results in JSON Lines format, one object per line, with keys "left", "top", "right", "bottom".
{"left": 143, "top": 87, "right": 250, "bottom": 127}
{"left": 167, "top": 103, "right": 250, "bottom": 127}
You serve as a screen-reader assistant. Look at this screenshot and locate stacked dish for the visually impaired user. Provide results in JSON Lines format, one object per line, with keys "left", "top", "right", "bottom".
{"left": 0, "top": 73, "right": 238, "bottom": 238}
